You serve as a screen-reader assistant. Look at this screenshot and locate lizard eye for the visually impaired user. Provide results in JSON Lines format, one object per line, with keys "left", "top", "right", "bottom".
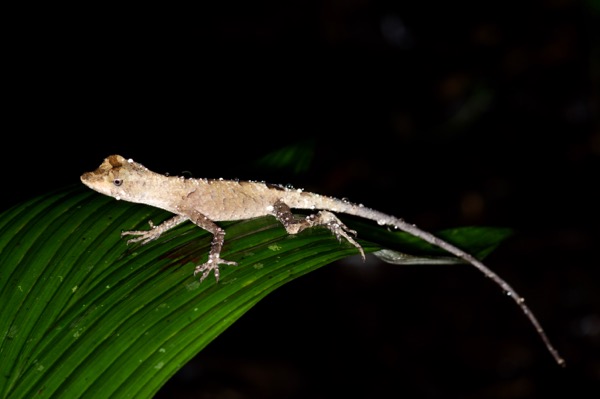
{"left": 113, "top": 179, "right": 123, "bottom": 186}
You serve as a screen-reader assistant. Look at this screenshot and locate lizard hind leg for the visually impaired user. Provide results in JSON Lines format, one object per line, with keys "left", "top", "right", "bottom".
{"left": 271, "top": 200, "right": 366, "bottom": 260}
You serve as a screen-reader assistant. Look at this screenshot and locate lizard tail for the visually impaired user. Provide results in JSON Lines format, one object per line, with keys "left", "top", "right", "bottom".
{"left": 314, "top": 197, "right": 565, "bottom": 366}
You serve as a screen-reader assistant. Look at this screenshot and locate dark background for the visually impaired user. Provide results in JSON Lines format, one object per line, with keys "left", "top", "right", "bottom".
{"left": 4, "top": 1, "right": 599, "bottom": 398}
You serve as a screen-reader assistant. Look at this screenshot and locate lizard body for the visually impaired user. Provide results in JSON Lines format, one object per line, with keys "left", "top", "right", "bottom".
{"left": 80, "top": 154, "right": 564, "bottom": 365}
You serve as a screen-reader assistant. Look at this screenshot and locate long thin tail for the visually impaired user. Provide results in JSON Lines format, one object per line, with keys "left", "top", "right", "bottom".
{"left": 347, "top": 203, "right": 565, "bottom": 366}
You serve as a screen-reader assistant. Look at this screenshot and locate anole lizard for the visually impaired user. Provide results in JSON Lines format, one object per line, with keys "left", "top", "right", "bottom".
{"left": 80, "top": 154, "right": 564, "bottom": 366}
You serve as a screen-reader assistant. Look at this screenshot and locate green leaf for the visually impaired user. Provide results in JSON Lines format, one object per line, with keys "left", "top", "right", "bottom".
{"left": 341, "top": 217, "right": 513, "bottom": 264}
{"left": 0, "top": 186, "right": 511, "bottom": 398}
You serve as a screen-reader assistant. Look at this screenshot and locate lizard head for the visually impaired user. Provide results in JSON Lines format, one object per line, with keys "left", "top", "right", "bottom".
{"left": 80, "top": 155, "right": 155, "bottom": 203}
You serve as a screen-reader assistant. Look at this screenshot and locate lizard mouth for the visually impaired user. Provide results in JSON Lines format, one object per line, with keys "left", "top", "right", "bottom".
{"left": 80, "top": 172, "right": 93, "bottom": 184}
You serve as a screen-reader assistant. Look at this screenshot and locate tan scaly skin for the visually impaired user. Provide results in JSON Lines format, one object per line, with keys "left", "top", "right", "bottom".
{"left": 81, "top": 154, "right": 565, "bottom": 366}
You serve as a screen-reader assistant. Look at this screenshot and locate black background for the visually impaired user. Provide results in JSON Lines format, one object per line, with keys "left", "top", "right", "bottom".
{"left": 4, "top": 1, "right": 599, "bottom": 398}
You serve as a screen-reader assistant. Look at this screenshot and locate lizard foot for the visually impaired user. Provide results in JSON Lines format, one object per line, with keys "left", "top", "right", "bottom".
{"left": 121, "top": 228, "right": 162, "bottom": 245}
{"left": 193, "top": 256, "right": 238, "bottom": 283}
{"left": 121, "top": 216, "right": 188, "bottom": 245}
{"left": 314, "top": 211, "right": 366, "bottom": 260}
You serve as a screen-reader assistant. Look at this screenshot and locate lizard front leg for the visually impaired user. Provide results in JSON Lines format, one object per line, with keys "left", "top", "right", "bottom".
{"left": 122, "top": 212, "right": 235, "bottom": 282}
{"left": 270, "top": 200, "right": 366, "bottom": 260}
{"left": 186, "top": 210, "right": 237, "bottom": 283}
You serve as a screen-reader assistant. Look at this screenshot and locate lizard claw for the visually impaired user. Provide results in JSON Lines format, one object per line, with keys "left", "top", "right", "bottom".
{"left": 194, "top": 256, "right": 238, "bottom": 283}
